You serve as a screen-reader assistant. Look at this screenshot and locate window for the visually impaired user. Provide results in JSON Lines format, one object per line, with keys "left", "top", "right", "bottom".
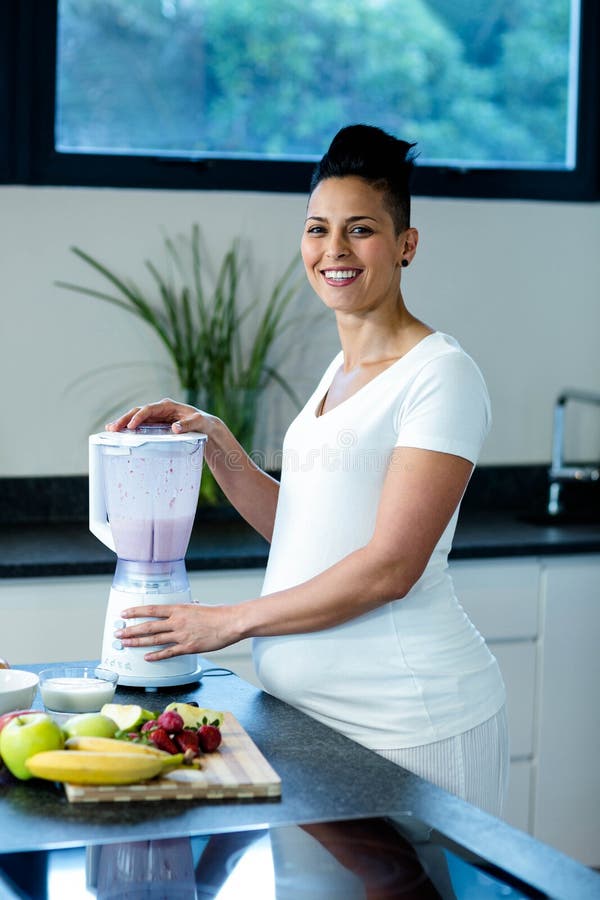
{"left": 5, "top": 0, "right": 599, "bottom": 199}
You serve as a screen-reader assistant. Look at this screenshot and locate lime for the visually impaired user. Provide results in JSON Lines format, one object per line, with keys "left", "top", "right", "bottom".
{"left": 164, "top": 702, "right": 224, "bottom": 729}
{"left": 62, "top": 713, "right": 118, "bottom": 740}
{"left": 100, "top": 703, "right": 147, "bottom": 732}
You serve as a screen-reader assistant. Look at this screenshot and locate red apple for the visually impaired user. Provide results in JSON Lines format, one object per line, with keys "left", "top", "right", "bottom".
{"left": 0, "top": 713, "right": 64, "bottom": 780}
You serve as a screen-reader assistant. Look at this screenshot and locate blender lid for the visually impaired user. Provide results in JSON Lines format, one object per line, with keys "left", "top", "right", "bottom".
{"left": 90, "top": 428, "right": 207, "bottom": 448}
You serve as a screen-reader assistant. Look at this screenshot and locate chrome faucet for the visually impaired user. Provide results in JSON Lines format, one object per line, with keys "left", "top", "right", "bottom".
{"left": 547, "top": 389, "right": 600, "bottom": 516}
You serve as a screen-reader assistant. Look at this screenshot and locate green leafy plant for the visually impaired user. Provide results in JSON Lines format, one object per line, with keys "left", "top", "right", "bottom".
{"left": 57, "top": 224, "right": 304, "bottom": 505}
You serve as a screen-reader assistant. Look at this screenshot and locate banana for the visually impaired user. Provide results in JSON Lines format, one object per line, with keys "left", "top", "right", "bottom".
{"left": 25, "top": 750, "right": 177, "bottom": 785}
{"left": 64, "top": 736, "right": 170, "bottom": 757}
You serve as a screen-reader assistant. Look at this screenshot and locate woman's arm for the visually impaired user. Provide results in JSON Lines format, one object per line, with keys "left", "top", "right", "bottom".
{"left": 107, "top": 399, "right": 279, "bottom": 542}
{"left": 116, "top": 445, "right": 473, "bottom": 660}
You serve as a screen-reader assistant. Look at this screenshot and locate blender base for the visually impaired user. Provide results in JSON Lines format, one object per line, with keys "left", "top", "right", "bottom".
{"left": 101, "top": 582, "right": 201, "bottom": 687}
{"left": 113, "top": 664, "right": 205, "bottom": 690}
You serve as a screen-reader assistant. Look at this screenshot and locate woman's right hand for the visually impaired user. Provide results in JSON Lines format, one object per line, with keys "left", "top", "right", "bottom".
{"left": 105, "top": 398, "right": 218, "bottom": 436}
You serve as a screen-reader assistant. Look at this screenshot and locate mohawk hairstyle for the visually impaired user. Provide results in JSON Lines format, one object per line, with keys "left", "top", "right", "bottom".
{"left": 310, "top": 124, "right": 418, "bottom": 234}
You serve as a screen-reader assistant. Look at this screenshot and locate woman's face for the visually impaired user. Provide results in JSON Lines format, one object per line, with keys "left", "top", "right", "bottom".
{"left": 301, "top": 175, "right": 416, "bottom": 316}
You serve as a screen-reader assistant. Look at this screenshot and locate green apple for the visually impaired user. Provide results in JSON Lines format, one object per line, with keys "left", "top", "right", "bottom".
{"left": 0, "top": 709, "right": 38, "bottom": 736}
{"left": 100, "top": 703, "right": 155, "bottom": 732}
{"left": 0, "top": 713, "right": 64, "bottom": 780}
{"left": 62, "top": 713, "right": 118, "bottom": 740}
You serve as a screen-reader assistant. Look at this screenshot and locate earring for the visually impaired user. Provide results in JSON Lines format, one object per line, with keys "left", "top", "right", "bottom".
{"left": 401, "top": 259, "right": 409, "bottom": 268}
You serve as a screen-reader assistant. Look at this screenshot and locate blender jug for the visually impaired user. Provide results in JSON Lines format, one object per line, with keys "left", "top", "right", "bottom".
{"left": 89, "top": 427, "right": 207, "bottom": 687}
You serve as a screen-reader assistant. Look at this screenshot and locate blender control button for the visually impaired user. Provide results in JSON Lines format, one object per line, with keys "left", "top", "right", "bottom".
{"left": 112, "top": 640, "right": 123, "bottom": 651}
{"left": 114, "top": 619, "right": 125, "bottom": 629}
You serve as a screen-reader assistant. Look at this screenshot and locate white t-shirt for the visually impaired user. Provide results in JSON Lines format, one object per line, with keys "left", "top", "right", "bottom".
{"left": 253, "top": 332, "right": 505, "bottom": 750}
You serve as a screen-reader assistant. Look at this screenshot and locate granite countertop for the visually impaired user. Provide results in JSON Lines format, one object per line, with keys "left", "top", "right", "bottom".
{"left": 1, "top": 509, "right": 600, "bottom": 580}
{"left": 0, "top": 516, "right": 269, "bottom": 578}
{"left": 1, "top": 466, "right": 600, "bottom": 578}
{"left": 1, "top": 660, "right": 599, "bottom": 899}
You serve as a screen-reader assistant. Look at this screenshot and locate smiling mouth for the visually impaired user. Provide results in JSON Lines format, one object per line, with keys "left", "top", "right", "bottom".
{"left": 321, "top": 269, "right": 362, "bottom": 284}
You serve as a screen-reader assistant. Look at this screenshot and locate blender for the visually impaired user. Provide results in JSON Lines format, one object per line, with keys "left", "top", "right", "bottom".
{"left": 89, "top": 426, "right": 207, "bottom": 688}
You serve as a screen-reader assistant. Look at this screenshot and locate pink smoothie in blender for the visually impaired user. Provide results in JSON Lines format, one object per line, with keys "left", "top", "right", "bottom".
{"left": 89, "top": 426, "right": 207, "bottom": 687}
{"left": 104, "top": 449, "right": 201, "bottom": 562}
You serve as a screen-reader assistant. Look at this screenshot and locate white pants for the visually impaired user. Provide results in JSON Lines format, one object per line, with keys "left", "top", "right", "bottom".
{"left": 374, "top": 705, "right": 510, "bottom": 817}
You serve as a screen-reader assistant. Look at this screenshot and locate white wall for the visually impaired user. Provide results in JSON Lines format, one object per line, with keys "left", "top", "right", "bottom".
{"left": 1, "top": 185, "right": 599, "bottom": 476}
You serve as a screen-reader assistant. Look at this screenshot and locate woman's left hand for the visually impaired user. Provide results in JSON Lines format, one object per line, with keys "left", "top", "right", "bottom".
{"left": 114, "top": 603, "right": 240, "bottom": 661}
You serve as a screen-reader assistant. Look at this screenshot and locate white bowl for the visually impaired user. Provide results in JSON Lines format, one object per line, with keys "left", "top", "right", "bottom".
{"left": 0, "top": 669, "right": 39, "bottom": 715}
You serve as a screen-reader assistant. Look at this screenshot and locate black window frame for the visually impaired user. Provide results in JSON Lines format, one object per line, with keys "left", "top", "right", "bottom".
{"left": 4, "top": 0, "right": 600, "bottom": 201}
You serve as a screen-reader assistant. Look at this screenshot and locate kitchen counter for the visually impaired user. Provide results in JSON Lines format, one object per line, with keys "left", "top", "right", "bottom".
{"left": 1, "top": 660, "right": 599, "bottom": 899}
{"left": 2, "top": 466, "right": 600, "bottom": 578}
{"left": 1, "top": 508, "right": 600, "bottom": 579}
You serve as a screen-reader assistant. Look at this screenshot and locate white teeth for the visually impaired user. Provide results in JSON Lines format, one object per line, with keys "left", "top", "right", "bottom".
{"left": 323, "top": 270, "right": 359, "bottom": 280}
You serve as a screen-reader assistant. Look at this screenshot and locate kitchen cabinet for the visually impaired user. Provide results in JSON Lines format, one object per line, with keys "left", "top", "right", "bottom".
{"left": 450, "top": 558, "right": 539, "bottom": 834}
{"left": 452, "top": 555, "right": 600, "bottom": 868}
{"left": 0, "top": 574, "right": 111, "bottom": 664}
{"left": 533, "top": 556, "right": 600, "bottom": 867}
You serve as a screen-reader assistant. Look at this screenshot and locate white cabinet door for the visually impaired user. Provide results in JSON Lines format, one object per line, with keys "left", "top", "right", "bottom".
{"left": 533, "top": 556, "right": 600, "bottom": 867}
{"left": 492, "top": 642, "right": 536, "bottom": 759}
{"left": 504, "top": 760, "right": 532, "bottom": 833}
{"left": 0, "top": 575, "right": 111, "bottom": 665}
{"left": 450, "top": 558, "right": 539, "bottom": 760}
{"left": 450, "top": 558, "right": 539, "bottom": 640}
{"left": 188, "top": 569, "right": 265, "bottom": 606}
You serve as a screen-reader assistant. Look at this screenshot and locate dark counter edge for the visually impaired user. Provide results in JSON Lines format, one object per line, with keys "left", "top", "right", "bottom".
{"left": 1, "top": 465, "right": 600, "bottom": 578}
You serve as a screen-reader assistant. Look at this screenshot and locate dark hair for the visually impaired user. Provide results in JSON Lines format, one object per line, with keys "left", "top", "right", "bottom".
{"left": 310, "top": 124, "right": 418, "bottom": 234}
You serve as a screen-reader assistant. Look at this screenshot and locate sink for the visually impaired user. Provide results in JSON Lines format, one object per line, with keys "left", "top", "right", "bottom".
{"left": 518, "top": 508, "right": 600, "bottom": 526}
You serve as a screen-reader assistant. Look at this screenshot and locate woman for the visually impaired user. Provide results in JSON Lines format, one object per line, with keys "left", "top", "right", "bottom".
{"left": 109, "top": 124, "right": 508, "bottom": 815}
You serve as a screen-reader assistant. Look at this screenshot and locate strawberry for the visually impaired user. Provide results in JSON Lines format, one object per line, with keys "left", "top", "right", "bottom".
{"left": 149, "top": 727, "right": 179, "bottom": 755}
{"left": 156, "top": 710, "right": 184, "bottom": 734}
{"left": 197, "top": 724, "right": 222, "bottom": 753}
{"left": 140, "top": 720, "right": 158, "bottom": 733}
{"left": 175, "top": 728, "right": 200, "bottom": 757}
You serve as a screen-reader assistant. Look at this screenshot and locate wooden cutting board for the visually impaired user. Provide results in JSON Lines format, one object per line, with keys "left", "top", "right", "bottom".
{"left": 64, "top": 713, "right": 281, "bottom": 803}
